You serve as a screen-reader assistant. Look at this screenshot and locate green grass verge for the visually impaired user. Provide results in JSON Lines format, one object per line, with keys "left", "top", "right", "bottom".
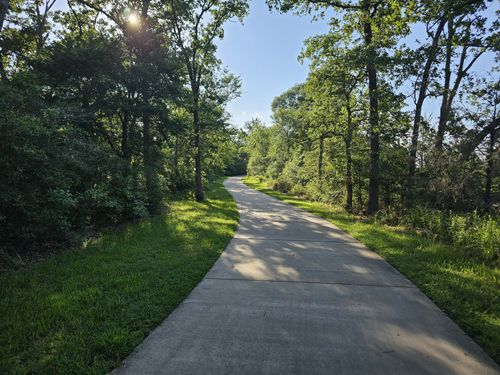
{"left": 243, "top": 176, "right": 500, "bottom": 364}
{"left": 0, "top": 178, "right": 238, "bottom": 374}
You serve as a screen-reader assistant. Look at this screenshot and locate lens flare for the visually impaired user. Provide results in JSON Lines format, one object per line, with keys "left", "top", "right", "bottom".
{"left": 127, "top": 12, "right": 140, "bottom": 26}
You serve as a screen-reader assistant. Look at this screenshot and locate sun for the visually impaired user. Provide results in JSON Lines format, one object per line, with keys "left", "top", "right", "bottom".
{"left": 127, "top": 12, "right": 140, "bottom": 27}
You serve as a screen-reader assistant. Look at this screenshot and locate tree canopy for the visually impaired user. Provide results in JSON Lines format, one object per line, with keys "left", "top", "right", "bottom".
{"left": 0, "top": 0, "right": 248, "bottom": 256}
{"left": 248, "top": 0, "right": 499, "bottom": 215}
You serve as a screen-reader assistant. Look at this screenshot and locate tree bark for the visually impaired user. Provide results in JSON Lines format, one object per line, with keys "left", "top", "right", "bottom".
{"left": 406, "top": 17, "right": 447, "bottom": 206}
{"left": 436, "top": 17, "right": 454, "bottom": 149}
{"left": 0, "top": 0, "right": 9, "bottom": 34}
{"left": 356, "top": 171, "right": 363, "bottom": 210}
{"left": 0, "top": 0, "right": 9, "bottom": 83}
{"left": 364, "top": 16, "right": 380, "bottom": 214}
{"left": 193, "top": 94, "right": 204, "bottom": 201}
{"left": 461, "top": 117, "right": 499, "bottom": 157}
{"left": 345, "top": 104, "right": 353, "bottom": 212}
{"left": 484, "top": 120, "right": 497, "bottom": 210}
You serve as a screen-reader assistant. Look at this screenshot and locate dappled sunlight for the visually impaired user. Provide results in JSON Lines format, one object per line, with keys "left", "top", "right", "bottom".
{"left": 198, "top": 177, "right": 500, "bottom": 373}
{"left": 275, "top": 265, "right": 301, "bottom": 278}
{"left": 232, "top": 259, "right": 275, "bottom": 280}
{"left": 214, "top": 178, "right": 416, "bottom": 288}
{"left": 236, "top": 176, "right": 500, "bottom": 366}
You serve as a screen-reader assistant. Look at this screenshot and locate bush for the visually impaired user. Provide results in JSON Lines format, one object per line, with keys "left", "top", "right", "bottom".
{"left": 374, "top": 206, "right": 402, "bottom": 226}
{"left": 290, "top": 183, "right": 307, "bottom": 197}
{"left": 404, "top": 208, "right": 499, "bottom": 264}
{"left": 272, "top": 177, "right": 293, "bottom": 193}
{"left": 0, "top": 110, "right": 148, "bottom": 256}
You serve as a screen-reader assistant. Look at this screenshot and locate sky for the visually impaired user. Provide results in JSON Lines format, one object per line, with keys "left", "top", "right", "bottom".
{"left": 216, "top": 1, "right": 330, "bottom": 127}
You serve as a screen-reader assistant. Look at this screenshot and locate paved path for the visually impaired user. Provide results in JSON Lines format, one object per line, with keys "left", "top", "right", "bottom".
{"left": 114, "top": 177, "right": 499, "bottom": 375}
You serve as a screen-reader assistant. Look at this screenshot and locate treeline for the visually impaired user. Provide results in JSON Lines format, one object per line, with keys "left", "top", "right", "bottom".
{"left": 0, "top": 0, "right": 248, "bottom": 257}
{"left": 246, "top": 0, "right": 499, "bottom": 260}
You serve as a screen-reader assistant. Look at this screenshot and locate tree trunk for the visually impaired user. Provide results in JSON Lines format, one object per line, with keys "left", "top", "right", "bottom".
{"left": 364, "top": 17, "right": 380, "bottom": 214}
{"left": 0, "top": 0, "right": 9, "bottom": 34}
{"left": 345, "top": 105, "right": 353, "bottom": 212}
{"left": 484, "top": 123, "right": 497, "bottom": 210}
{"left": 356, "top": 171, "right": 363, "bottom": 210}
{"left": 318, "top": 135, "right": 324, "bottom": 185}
{"left": 406, "top": 18, "right": 447, "bottom": 206}
{"left": 436, "top": 17, "right": 454, "bottom": 150}
{"left": 121, "top": 110, "right": 131, "bottom": 163}
{"left": 0, "top": 0, "right": 9, "bottom": 83}
{"left": 143, "top": 111, "right": 160, "bottom": 213}
{"left": 193, "top": 95, "right": 204, "bottom": 201}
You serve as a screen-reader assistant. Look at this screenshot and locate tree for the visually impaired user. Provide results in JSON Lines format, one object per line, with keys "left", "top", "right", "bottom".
{"left": 303, "top": 41, "right": 364, "bottom": 210}
{"left": 268, "top": 0, "right": 410, "bottom": 213}
{"left": 459, "top": 78, "right": 499, "bottom": 210}
{"left": 405, "top": 2, "right": 447, "bottom": 205}
{"left": 164, "top": 0, "right": 248, "bottom": 201}
{"left": 73, "top": 0, "right": 184, "bottom": 213}
{"left": 0, "top": 0, "right": 243, "bottom": 256}
{"left": 434, "top": 0, "right": 492, "bottom": 149}
{"left": 245, "top": 118, "right": 272, "bottom": 176}
{"left": 0, "top": 0, "right": 8, "bottom": 33}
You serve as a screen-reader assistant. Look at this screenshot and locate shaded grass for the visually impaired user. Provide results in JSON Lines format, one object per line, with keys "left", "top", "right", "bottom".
{"left": 243, "top": 176, "right": 500, "bottom": 364}
{"left": 0, "top": 178, "right": 238, "bottom": 374}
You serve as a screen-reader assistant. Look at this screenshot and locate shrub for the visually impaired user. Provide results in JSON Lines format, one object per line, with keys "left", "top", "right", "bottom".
{"left": 0, "top": 111, "right": 149, "bottom": 256}
{"left": 405, "top": 208, "right": 499, "bottom": 264}
{"left": 290, "top": 183, "right": 307, "bottom": 197}
{"left": 272, "top": 177, "right": 293, "bottom": 193}
{"left": 374, "top": 206, "right": 402, "bottom": 226}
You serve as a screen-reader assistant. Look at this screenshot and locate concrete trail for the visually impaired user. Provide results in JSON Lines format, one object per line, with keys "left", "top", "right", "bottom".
{"left": 113, "top": 176, "right": 499, "bottom": 375}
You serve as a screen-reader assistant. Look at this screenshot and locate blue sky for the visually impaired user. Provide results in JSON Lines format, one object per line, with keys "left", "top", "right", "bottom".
{"left": 217, "top": 1, "right": 330, "bottom": 126}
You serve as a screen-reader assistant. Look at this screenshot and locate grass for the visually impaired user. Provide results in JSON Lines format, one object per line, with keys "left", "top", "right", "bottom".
{"left": 243, "top": 176, "right": 500, "bottom": 364}
{"left": 0, "top": 177, "right": 239, "bottom": 375}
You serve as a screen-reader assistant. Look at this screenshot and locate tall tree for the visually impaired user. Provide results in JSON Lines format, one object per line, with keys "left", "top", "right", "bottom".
{"left": 165, "top": 0, "right": 248, "bottom": 201}
{"left": 268, "top": 0, "right": 409, "bottom": 213}
{"left": 405, "top": 4, "right": 447, "bottom": 205}
{"left": 74, "top": 0, "right": 181, "bottom": 212}
{"left": 0, "top": 0, "right": 9, "bottom": 82}
{"left": 0, "top": 0, "right": 9, "bottom": 33}
{"left": 435, "top": 2, "right": 491, "bottom": 149}
{"left": 303, "top": 43, "right": 364, "bottom": 210}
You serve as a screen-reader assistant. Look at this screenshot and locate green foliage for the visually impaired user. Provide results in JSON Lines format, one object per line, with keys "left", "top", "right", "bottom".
{"left": 403, "top": 208, "right": 500, "bottom": 263}
{"left": 0, "top": 1, "right": 247, "bottom": 257}
{"left": 245, "top": 118, "right": 271, "bottom": 176}
{"left": 272, "top": 177, "right": 293, "bottom": 193}
{"left": 0, "top": 76, "right": 149, "bottom": 255}
{"left": 0, "top": 178, "right": 238, "bottom": 373}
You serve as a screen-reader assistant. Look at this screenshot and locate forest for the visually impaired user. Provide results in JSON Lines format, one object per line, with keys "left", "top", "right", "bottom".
{"left": 246, "top": 0, "right": 499, "bottom": 264}
{"left": 0, "top": 0, "right": 248, "bottom": 260}
{"left": 1, "top": 1, "right": 498, "bottom": 263}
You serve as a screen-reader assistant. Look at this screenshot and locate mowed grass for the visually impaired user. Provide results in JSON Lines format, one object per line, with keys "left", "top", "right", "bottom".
{"left": 0, "top": 178, "right": 239, "bottom": 374}
{"left": 243, "top": 176, "right": 500, "bottom": 364}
